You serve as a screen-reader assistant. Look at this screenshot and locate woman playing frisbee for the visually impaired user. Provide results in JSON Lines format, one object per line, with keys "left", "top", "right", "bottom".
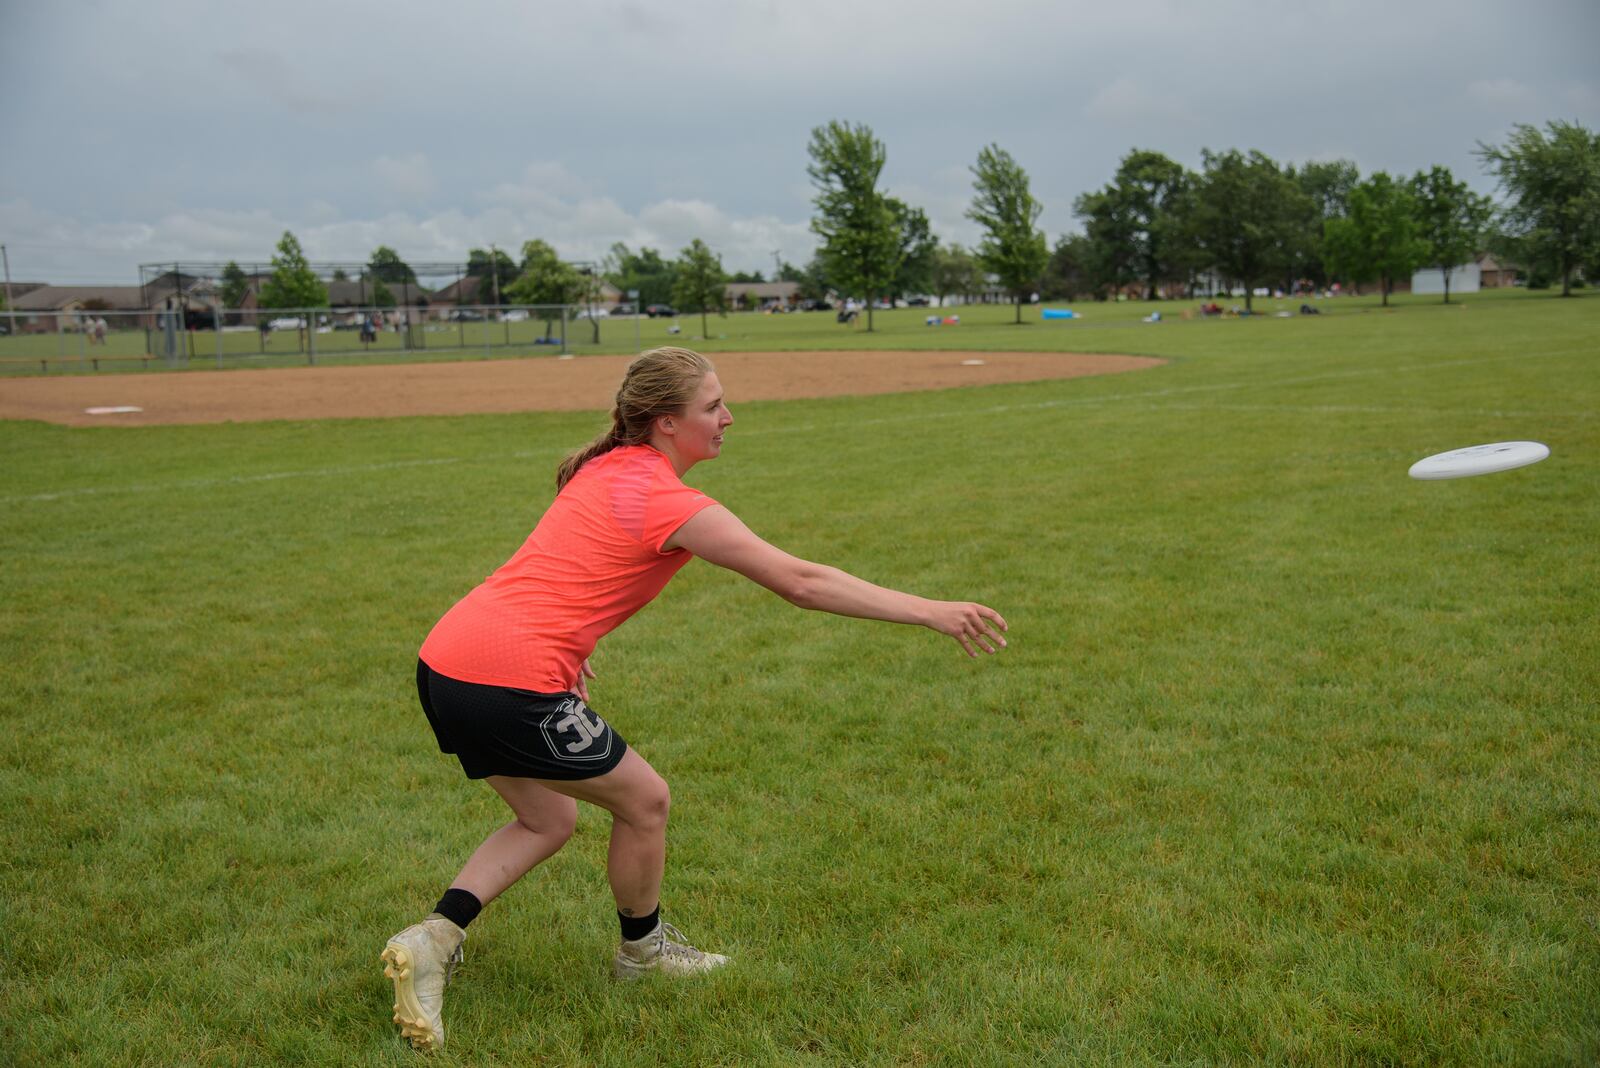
{"left": 383, "top": 346, "right": 1007, "bottom": 1051}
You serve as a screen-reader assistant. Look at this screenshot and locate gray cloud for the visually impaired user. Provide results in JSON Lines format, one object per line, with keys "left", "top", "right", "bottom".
{"left": 2, "top": 0, "right": 1596, "bottom": 283}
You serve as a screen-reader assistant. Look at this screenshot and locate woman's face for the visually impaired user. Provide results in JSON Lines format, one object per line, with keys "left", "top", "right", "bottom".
{"left": 669, "top": 372, "right": 733, "bottom": 462}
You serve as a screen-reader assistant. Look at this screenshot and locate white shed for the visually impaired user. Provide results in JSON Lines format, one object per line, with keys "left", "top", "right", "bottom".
{"left": 1411, "top": 262, "right": 1481, "bottom": 295}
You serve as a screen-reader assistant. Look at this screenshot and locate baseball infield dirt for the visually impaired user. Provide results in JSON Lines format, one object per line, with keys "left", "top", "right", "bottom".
{"left": 0, "top": 350, "right": 1163, "bottom": 427}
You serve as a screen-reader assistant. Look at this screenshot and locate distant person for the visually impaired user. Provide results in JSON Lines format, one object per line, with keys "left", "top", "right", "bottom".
{"left": 382, "top": 347, "right": 1008, "bottom": 1052}
{"left": 93, "top": 316, "right": 108, "bottom": 344}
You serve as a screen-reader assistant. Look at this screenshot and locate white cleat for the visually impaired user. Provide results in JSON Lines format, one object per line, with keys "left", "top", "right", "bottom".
{"left": 613, "top": 920, "right": 730, "bottom": 979}
{"left": 381, "top": 915, "right": 465, "bottom": 1052}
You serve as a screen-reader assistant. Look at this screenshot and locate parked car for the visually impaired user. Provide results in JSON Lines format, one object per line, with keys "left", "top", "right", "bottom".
{"left": 644, "top": 304, "right": 676, "bottom": 318}
{"left": 267, "top": 316, "right": 305, "bottom": 330}
{"left": 448, "top": 309, "right": 486, "bottom": 321}
{"left": 500, "top": 309, "right": 529, "bottom": 322}
{"left": 905, "top": 296, "right": 931, "bottom": 306}
{"left": 610, "top": 303, "right": 636, "bottom": 316}
{"left": 575, "top": 307, "right": 610, "bottom": 319}
{"left": 800, "top": 299, "right": 833, "bottom": 312}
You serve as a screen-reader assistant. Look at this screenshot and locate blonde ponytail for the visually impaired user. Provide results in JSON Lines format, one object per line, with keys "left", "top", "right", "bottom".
{"left": 555, "top": 347, "right": 715, "bottom": 490}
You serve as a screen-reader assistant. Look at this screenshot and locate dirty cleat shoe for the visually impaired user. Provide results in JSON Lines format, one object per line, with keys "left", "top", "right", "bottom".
{"left": 613, "top": 920, "right": 729, "bottom": 979}
{"left": 381, "top": 914, "right": 465, "bottom": 1052}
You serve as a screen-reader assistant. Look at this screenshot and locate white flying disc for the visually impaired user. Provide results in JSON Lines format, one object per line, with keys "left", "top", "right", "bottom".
{"left": 1408, "top": 440, "right": 1549, "bottom": 480}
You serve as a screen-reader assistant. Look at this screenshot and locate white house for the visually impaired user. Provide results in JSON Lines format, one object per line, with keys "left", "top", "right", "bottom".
{"left": 1411, "top": 261, "right": 1481, "bottom": 296}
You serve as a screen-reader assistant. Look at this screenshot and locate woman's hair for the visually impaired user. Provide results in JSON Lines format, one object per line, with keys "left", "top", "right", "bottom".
{"left": 555, "top": 347, "right": 716, "bottom": 489}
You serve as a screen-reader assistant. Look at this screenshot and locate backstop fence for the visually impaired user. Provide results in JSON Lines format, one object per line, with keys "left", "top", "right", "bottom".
{"left": 0, "top": 303, "right": 643, "bottom": 374}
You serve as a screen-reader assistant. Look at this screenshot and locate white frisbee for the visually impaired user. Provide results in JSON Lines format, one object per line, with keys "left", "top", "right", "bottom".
{"left": 1408, "top": 440, "right": 1549, "bottom": 480}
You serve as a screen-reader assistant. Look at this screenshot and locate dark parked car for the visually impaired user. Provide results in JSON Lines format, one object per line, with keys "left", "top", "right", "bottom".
{"left": 905, "top": 296, "right": 931, "bottom": 306}
{"left": 800, "top": 299, "right": 833, "bottom": 311}
{"left": 448, "top": 309, "right": 486, "bottom": 321}
{"left": 644, "top": 304, "right": 676, "bottom": 318}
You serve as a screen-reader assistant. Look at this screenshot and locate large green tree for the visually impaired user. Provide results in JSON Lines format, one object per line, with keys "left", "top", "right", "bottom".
{"left": 672, "top": 239, "right": 728, "bottom": 338}
{"left": 367, "top": 245, "right": 417, "bottom": 308}
{"left": 1190, "top": 150, "right": 1312, "bottom": 312}
{"left": 887, "top": 197, "right": 937, "bottom": 301}
{"left": 1073, "top": 185, "right": 1140, "bottom": 299}
{"left": 606, "top": 242, "right": 678, "bottom": 308}
{"left": 807, "top": 120, "right": 902, "bottom": 331}
{"left": 1076, "top": 149, "right": 1190, "bottom": 300}
{"left": 220, "top": 261, "right": 251, "bottom": 309}
{"left": 795, "top": 255, "right": 831, "bottom": 303}
{"left": 260, "top": 231, "right": 328, "bottom": 310}
{"left": 1291, "top": 158, "right": 1360, "bottom": 288}
{"left": 1322, "top": 172, "right": 1429, "bottom": 306}
{"left": 1477, "top": 120, "right": 1600, "bottom": 297}
{"left": 506, "top": 239, "right": 584, "bottom": 337}
{"left": 1041, "top": 234, "right": 1094, "bottom": 301}
{"left": 967, "top": 143, "right": 1049, "bottom": 323}
{"left": 466, "top": 247, "right": 518, "bottom": 306}
{"left": 929, "top": 243, "right": 982, "bottom": 306}
{"left": 1410, "top": 165, "right": 1494, "bottom": 303}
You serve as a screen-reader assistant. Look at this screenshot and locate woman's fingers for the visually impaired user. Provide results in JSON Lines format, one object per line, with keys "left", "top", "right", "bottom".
{"left": 947, "top": 603, "right": 1008, "bottom": 656}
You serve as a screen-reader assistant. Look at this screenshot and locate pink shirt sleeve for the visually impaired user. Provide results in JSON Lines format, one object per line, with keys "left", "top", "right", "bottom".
{"left": 643, "top": 472, "right": 719, "bottom": 554}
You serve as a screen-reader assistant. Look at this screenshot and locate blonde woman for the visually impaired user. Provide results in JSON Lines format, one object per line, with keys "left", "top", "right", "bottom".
{"left": 383, "top": 347, "right": 1008, "bottom": 1052}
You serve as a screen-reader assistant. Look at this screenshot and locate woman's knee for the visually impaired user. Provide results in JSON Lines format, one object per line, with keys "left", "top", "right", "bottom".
{"left": 517, "top": 796, "right": 578, "bottom": 843}
{"left": 620, "top": 773, "right": 670, "bottom": 833}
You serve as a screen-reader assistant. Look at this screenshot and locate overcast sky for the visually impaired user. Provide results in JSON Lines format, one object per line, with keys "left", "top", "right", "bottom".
{"left": 2, "top": 0, "right": 1596, "bottom": 285}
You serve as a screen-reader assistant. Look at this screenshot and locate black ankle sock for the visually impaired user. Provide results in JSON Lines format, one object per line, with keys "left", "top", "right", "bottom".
{"left": 433, "top": 887, "right": 483, "bottom": 930}
{"left": 619, "top": 906, "right": 660, "bottom": 942}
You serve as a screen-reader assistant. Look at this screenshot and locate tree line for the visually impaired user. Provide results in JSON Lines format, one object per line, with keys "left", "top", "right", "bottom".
{"left": 803, "top": 117, "right": 1599, "bottom": 321}
{"left": 231, "top": 118, "right": 1599, "bottom": 333}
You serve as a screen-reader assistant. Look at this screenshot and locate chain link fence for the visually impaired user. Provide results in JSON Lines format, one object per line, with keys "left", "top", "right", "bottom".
{"left": 0, "top": 303, "right": 637, "bottom": 374}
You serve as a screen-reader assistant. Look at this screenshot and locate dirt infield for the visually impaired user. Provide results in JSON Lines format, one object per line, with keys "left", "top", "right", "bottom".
{"left": 0, "top": 350, "right": 1163, "bottom": 427}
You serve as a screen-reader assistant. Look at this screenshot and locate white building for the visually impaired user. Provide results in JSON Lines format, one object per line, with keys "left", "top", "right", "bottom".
{"left": 1411, "top": 261, "right": 1482, "bottom": 296}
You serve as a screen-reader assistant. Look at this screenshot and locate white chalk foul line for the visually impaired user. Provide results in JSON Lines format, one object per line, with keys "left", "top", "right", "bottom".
{"left": 7, "top": 456, "right": 469, "bottom": 504}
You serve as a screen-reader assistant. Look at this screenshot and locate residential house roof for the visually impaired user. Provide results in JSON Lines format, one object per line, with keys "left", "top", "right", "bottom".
{"left": 13, "top": 285, "right": 150, "bottom": 311}
{"left": 724, "top": 281, "right": 800, "bottom": 301}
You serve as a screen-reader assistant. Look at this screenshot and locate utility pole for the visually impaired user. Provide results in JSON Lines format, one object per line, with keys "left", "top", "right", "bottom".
{"left": 772, "top": 249, "right": 782, "bottom": 282}
{"left": 490, "top": 244, "right": 507, "bottom": 347}
{"left": 1, "top": 244, "right": 14, "bottom": 337}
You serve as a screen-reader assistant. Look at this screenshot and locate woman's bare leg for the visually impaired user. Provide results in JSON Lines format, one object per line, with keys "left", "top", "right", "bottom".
{"left": 532, "top": 748, "right": 670, "bottom": 918}
{"left": 448, "top": 777, "right": 578, "bottom": 905}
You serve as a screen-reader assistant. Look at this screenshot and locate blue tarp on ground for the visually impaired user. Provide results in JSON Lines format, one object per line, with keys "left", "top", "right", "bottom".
{"left": 1041, "top": 308, "right": 1076, "bottom": 320}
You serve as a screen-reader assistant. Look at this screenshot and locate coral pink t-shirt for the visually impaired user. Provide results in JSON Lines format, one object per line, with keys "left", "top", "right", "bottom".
{"left": 419, "top": 445, "right": 719, "bottom": 692}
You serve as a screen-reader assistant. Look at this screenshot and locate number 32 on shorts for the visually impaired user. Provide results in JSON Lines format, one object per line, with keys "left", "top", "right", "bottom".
{"left": 540, "top": 697, "right": 614, "bottom": 762}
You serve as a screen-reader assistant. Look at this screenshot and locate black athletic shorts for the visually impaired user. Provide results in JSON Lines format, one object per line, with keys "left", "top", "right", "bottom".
{"left": 415, "top": 659, "right": 628, "bottom": 780}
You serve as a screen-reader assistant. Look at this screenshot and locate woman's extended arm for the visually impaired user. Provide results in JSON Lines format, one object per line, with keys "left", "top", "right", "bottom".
{"left": 664, "top": 505, "right": 1008, "bottom": 657}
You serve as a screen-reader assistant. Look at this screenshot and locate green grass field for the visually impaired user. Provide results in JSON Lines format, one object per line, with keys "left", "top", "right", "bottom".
{"left": 2, "top": 290, "right": 1596, "bottom": 1065}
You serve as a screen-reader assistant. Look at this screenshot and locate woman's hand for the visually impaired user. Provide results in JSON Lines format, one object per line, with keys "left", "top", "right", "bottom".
{"left": 925, "top": 601, "right": 1009, "bottom": 658}
{"left": 575, "top": 658, "right": 598, "bottom": 703}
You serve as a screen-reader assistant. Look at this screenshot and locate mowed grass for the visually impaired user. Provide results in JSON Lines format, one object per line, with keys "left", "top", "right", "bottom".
{"left": 1, "top": 292, "right": 1596, "bottom": 1065}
